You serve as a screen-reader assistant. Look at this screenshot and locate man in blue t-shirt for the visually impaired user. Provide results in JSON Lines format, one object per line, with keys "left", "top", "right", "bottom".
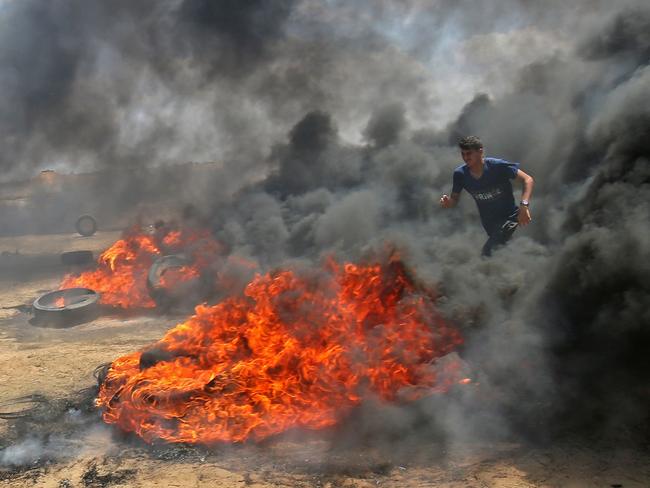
{"left": 440, "top": 136, "right": 535, "bottom": 256}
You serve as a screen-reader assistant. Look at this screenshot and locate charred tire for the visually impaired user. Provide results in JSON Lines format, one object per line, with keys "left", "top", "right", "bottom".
{"left": 0, "top": 394, "right": 50, "bottom": 420}
{"left": 147, "top": 254, "right": 190, "bottom": 308}
{"left": 61, "top": 250, "right": 94, "bottom": 266}
{"left": 32, "top": 288, "right": 100, "bottom": 327}
{"left": 75, "top": 215, "right": 97, "bottom": 237}
{"left": 139, "top": 347, "right": 177, "bottom": 370}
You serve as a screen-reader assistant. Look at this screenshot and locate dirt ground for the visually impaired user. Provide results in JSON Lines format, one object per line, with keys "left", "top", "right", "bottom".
{"left": 1, "top": 232, "right": 649, "bottom": 487}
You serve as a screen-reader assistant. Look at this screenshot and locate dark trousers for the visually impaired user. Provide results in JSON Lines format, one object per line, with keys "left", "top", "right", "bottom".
{"left": 481, "top": 210, "right": 519, "bottom": 257}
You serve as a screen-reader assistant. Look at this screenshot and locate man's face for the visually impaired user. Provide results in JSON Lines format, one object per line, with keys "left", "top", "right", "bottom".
{"left": 461, "top": 148, "right": 483, "bottom": 167}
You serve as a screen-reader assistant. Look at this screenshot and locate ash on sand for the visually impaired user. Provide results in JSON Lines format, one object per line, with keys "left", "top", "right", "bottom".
{"left": 0, "top": 386, "right": 140, "bottom": 487}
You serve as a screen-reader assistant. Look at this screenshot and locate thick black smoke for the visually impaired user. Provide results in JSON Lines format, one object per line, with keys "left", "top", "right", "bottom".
{"left": 211, "top": 1, "right": 650, "bottom": 446}
{"left": 0, "top": 0, "right": 298, "bottom": 179}
{"left": 1, "top": 0, "right": 649, "bottom": 455}
{"left": 364, "top": 103, "right": 407, "bottom": 149}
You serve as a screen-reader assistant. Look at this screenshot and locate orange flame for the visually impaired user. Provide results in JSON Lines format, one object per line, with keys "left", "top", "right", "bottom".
{"left": 158, "top": 266, "right": 200, "bottom": 289}
{"left": 97, "top": 259, "right": 464, "bottom": 444}
{"left": 60, "top": 225, "right": 222, "bottom": 309}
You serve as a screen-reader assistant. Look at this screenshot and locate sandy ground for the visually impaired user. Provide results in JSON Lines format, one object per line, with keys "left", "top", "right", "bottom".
{"left": 0, "top": 231, "right": 649, "bottom": 487}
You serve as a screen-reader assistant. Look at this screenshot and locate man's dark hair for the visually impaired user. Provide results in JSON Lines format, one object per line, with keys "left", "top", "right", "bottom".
{"left": 458, "top": 136, "right": 483, "bottom": 150}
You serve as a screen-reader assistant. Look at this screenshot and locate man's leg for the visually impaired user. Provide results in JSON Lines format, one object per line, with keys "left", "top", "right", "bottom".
{"left": 481, "top": 212, "right": 519, "bottom": 257}
{"left": 481, "top": 234, "right": 498, "bottom": 257}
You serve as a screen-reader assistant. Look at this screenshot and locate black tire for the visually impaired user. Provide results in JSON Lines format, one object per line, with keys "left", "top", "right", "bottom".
{"left": 61, "top": 250, "right": 94, "bottom": 265}
{"left": 147, "top": 254, "right": 211, "bottom": 310}
{"left": 75, "top": 215, "right": 97, "bottom": 237}
{"left": 147, "top": 254, "right": 191, "bottom": 308}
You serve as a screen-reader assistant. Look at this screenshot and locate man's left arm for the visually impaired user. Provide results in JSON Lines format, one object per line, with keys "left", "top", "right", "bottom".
{"left": 515, "top": 169, "right": 534, "bottom": 226}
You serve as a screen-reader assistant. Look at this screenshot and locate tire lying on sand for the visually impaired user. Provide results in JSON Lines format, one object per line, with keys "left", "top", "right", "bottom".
{"left": 61, "top": 250, "right": 94, "bottom": 266}
{"left": 32, "top": 288, "right": 100, "bottom": 327}
{"left": 75, "top": 215, "right": 97, "bottom": 237}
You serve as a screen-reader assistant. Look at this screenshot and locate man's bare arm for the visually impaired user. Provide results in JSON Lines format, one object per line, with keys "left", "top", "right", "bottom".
{"left": 440, "top": 192, "right": 460, "bottom": 209}
{"left": 515, "top": 169, "right": 534, "bottom": 225}
{"left": 516, "top": 169, "right": 534, "bottom": 202}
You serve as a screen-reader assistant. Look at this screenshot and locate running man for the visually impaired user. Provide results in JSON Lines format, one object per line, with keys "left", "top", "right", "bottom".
{"left": 440, "top": 136, "right": 534, "bottom": 256}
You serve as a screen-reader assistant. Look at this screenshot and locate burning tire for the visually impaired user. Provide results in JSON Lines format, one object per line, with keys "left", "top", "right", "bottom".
{"left": 147, "top": 254, "right": 203, "bottom": 309}
{"left": 32, "top": 288, "right": 100, "bottom": 327}
{"left": 75, "top": 215, "right": 97, "bottom": 237}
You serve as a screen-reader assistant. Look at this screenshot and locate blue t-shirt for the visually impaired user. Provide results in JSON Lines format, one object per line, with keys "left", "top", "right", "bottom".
{"left": 452, "top": 158, "right": 520, "bottom": 235}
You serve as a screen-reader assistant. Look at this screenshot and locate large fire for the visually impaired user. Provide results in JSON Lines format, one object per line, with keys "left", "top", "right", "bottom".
{"left": 97, "top": 258, "right": 465, "bottom": 444}
{"left": 61, "top": 224, "right": 223, "bottom": 308}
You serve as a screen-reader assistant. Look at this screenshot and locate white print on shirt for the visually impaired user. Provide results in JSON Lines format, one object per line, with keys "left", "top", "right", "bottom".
{"left": 471, "top": 187, "right": 504, "bottom": 201}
